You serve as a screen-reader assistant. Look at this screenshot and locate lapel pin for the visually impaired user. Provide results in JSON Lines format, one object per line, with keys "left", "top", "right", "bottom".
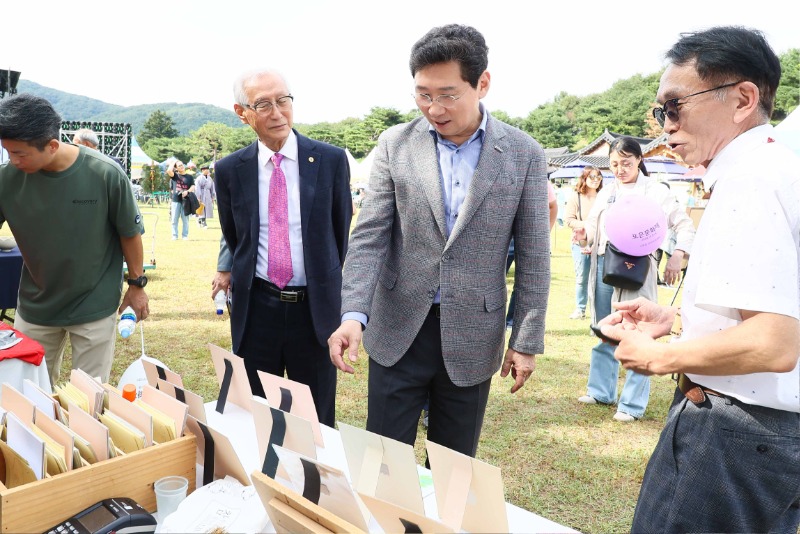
{"left": 308, "top": 156, "right": 315, "bottom": 163}
{"left": 494, "top": 145, "right": 504, "bottom": 153}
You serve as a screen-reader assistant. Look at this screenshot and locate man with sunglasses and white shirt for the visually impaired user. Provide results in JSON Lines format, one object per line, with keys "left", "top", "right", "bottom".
{"left": 598, "top": 26, "right": 800, "bottom": 532}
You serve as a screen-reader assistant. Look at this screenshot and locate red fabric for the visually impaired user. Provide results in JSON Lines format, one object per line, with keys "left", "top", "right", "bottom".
{"left": 0, "top": 323, "right": 45, "bottom": 366}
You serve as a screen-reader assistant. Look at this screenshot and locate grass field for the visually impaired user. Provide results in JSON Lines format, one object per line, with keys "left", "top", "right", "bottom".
{"left": 1, "top": 201, "right": 684, "bottom": 533}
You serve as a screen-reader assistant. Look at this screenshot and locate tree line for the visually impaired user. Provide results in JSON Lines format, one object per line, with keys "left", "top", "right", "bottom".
{"left": 138, "top": 48, "right": 798, "bottom": 186}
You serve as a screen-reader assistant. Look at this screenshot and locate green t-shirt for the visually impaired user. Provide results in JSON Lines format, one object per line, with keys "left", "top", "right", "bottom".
{"left": 0, "top": 146, "right": 143, "bottom": 326}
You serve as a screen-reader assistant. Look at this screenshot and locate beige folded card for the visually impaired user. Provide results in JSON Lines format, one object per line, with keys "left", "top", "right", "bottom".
{"left": 337, "top": 422, "right": 424, "bottom": 516}
{"left": 358, "top": 492, "right": 454, "bottom": 533}
{"left": 70, "top": 368, "right": 105, "bottom": 417}
{"left": 1, "top": 384, "right": 35, "bottom": 425}
{"left": 141, "top": 384, "right": 188, "bottom": 438}
{"left": 185, "top": 415, "right": 251, "bottom": 487}
{"left": 33, "top": 407, "right": 74, "bottom": 473}
{"left": 252, "top": 397, "right": 316, "bottom": 481}
{"left": 67, "top": 401, "right": 110, "bottom": 462}
{"left": 142, "top": 356, "right": 184, "bottom": 389}
{"left": 155, "top": 378, "right": 206, "bottom": 424}
{"left": 208, "top": 344, "right": 253, "bottom": 413}
{"left": 272, "top": 444, "right": 369, "bottom": 532}
{"left": 107, "top": 390, "right": 153, "bottom": 447}
{"left": 426, "top": 439, "right": 508, "bottom": 533}
{"left": 256, "top": 370, "right": 323, "bottom": 447}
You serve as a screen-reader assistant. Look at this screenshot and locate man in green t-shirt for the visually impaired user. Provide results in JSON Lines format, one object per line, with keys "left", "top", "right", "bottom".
{"left": 0, "top": 94, "right": 149, "bottom": 385}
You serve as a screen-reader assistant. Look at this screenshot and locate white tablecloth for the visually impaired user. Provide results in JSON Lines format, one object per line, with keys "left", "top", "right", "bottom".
{"left": 167, "top": 401, "right": 579, "bottom": 534}
{"left": 0, "top": 358, "right": 51, "bottom": 403}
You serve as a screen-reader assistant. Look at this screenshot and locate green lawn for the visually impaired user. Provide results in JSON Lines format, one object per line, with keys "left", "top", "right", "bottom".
{"left": 2, "top": 202, "right": 683, "bottom": 533}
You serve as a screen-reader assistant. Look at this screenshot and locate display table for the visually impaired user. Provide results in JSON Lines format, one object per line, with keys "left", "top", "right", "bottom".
{"left": 0, "top": 246, "right": 23, "bottom": 323}
{"left": 190, "top": 401, "right": 578, "bottom": 534}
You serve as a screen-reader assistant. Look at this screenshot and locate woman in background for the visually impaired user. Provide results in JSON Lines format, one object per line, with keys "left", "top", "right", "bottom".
{"left": 580, "top": 137, "right": 694, "bottom": 421}
{"left": 564, "top": 166, "right": 603, "bottom": 319}
{"left": 194, "top": 165, "right": 216, "bottom": 228}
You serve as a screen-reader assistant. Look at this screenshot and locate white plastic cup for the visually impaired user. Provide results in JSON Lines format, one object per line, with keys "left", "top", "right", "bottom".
{"left": 154, "top": 475, "right": 188, "bottom": 520}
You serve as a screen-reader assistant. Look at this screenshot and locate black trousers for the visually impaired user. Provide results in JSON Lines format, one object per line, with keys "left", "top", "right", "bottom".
{"left": 237, "top": 282, "right": 336, "bottom": 427}
{"left": 366, "top": 306, "right": 491, "bottom": 458}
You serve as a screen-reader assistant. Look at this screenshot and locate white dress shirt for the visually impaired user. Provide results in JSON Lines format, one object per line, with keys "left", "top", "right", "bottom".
{"left": 255, "top": 131, "right": 307, "bottom": 286}
{"left": 681, "top": 124, "right": 800, "bottom": 412}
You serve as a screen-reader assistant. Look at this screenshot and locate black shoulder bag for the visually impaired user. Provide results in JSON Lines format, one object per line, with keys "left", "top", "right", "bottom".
{"left": 601, "top": 189, "right": 651, "bottom": 291}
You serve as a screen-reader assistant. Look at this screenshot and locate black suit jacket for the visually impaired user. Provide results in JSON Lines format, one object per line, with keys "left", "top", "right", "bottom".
{"left": 215, "top": 131, "right": 352, "bottom": 351}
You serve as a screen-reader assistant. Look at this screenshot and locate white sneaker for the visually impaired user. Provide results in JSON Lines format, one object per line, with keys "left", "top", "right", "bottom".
{"left": 577, "top": 395, "right": 598, "bottom": 404}
{"left": 568, "top": 309, "right": 586, "bottom": 319}
{"left": 613, "top": 412, "right": 638, "bottom": 422}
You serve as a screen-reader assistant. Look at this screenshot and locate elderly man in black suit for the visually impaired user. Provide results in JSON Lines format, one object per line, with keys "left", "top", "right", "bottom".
{"left": 213, "top": 69, "right": 352, "bottom": 426}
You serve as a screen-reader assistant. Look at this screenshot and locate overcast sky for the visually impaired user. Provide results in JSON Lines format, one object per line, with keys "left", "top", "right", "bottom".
{"left": 4, "top": 0, "right": 798, "bottom": 124}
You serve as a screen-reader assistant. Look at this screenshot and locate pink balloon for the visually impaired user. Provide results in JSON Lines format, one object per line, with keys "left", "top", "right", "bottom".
{"left": 604, "top": 195, "right": 667, "bottom": 256}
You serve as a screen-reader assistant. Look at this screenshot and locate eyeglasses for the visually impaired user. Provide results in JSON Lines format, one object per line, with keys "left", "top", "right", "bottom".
{"left": 245, "top": 95, "right": 294, "bottom": 113}
{"left": 609, "top": 159, "right": 637, "bottom": 170}
{"left": 587, "top": 175, "right": 602, "bottom": 180}
{"left": 652, "top": 81, "right": 741, "bottom": 127}
{"left": 414, "top": 90, "right": 466, "bottom": 109}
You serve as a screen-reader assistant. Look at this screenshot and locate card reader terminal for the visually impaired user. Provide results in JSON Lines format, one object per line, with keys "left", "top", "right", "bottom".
{"left": 43, "top": 497, "right": 156, "bottom": 534}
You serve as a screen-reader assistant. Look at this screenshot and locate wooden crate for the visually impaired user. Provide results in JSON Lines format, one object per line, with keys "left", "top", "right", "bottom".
{"left": 0, "top": 434, "right": 195, "bottom": 533}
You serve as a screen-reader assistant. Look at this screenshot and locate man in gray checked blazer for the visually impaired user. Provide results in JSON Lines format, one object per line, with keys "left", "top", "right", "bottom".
{"left": 329, "top": 24, "right": 550, "bottom": 458}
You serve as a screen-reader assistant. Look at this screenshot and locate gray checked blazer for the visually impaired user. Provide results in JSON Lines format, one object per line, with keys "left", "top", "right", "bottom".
{"left": 341, "top": 113, "right": 551, "bottom": 387}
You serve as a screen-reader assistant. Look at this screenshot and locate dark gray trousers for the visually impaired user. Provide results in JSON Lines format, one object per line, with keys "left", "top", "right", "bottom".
{"left": 632, "top": 388, "right": 800, "bottom": 533}
{"left": 366, "top": 307, "right": 491, "bottom": 459}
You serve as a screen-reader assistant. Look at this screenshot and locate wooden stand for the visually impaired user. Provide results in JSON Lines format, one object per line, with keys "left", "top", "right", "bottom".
{"left": 251, "top": 471, "right": 366, "bottom": 534}
{"left": 0, "top": 434, "right": 195, "bottom": 533}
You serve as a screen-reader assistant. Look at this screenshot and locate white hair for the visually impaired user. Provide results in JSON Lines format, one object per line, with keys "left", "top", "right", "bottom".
{"left": 73, "top": 128, "right": 99, "bottom": 147}
{"left": 232, "top": 69, "right": 290, "bottom": 107}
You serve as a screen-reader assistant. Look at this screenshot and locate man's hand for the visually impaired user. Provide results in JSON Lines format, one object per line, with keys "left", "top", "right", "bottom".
{"left": 212, "top": 271, "right": 231, "bottom": 298}
{"left": 328, "top": 320, "right": 363, "bottom": 374}
{"left": 663, "top": 250, "right": 685, "bottom": 286}
{"left": 612, "top": 330, "right": 672, "bottom": 376}
{"left": 598, "top": 297, "right": 677, "bottom": 341}
{"left": 500, "top": 349, "right": 536, "bottom": 393}
{"left": 119, "top": 287, "right": 149, "bottom": 321}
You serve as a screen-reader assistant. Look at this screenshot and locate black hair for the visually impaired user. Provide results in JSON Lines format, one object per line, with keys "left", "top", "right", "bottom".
{"left": 665, "top": 26, "right": 781, "bottom": 118}
{"left": 409, "top": 24, "right": 488, "bottom": 87}
{"left": 0, "top": 93, "right": 61, "bottom": 150}
{"left": 608, "top": 137, "right": 649, "bottom": 177}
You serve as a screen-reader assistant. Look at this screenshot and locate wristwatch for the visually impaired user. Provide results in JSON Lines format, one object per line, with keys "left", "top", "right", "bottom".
{"left": 126, "top": 275, "right": 148, "bottom": 288}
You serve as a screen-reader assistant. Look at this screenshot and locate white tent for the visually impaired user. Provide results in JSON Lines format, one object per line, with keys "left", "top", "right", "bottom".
{"left": 345, "top": 148, "right": 359, "bottom": 174}
{"left": 131, "top": 144, "right": 153, "bottom": 165}
{"left": 775, "top": 107, "right": 800, "bottom": 155}
{"left": 350, "top": 147, "right": 376, "bottom": 188}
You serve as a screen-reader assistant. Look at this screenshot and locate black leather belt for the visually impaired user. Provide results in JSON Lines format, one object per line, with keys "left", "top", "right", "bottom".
{"left": 253, "top": 278, "right": 306, "bottom": 302}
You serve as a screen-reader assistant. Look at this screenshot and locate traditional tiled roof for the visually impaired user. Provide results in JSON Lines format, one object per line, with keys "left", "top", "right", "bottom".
{"left": 544, "top": 147, "right": 570, "bottom": 157}
{"left": 548, "top": 129, "right": 672, "bottom": 175}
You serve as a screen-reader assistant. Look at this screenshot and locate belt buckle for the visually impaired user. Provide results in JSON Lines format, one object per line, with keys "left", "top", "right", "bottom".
{"left": 280, "top": 291, "right": 298, "bottom": 303}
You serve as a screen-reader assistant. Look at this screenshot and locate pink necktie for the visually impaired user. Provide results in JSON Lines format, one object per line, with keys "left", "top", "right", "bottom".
{"left": 268, "top": 153, "right": 293, "bottom": 289}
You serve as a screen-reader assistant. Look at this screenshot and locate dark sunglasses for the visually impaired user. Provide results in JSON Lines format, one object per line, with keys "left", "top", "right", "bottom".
{"left": 652, "top": 81, "right": 741, "bottom": 127}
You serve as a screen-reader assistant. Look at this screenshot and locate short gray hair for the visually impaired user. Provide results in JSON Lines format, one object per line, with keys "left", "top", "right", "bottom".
{"left": 73, "top": 128, "right": 99, "bottom": 148}
{"left": 232, "top": 69, "right": 290, "bottom": 107}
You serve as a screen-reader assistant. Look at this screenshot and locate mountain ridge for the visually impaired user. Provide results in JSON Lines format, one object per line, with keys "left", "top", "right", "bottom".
{"left": 15, "top": 80, "right": 243, "bottom": 137}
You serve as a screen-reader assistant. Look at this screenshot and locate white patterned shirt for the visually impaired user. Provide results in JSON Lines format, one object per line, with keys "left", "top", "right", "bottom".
{"left": 681, "top": 124, "right": 800, "bottom": 412}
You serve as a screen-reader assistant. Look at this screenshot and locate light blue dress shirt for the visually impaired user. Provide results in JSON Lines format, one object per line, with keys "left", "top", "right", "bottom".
{"left": 343, "top": 106, "right": 488, "bottom": 325}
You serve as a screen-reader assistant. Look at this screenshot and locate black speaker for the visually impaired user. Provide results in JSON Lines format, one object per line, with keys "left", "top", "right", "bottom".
{"left": 0, "top": 70, "right": 21, "bottom": 97}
